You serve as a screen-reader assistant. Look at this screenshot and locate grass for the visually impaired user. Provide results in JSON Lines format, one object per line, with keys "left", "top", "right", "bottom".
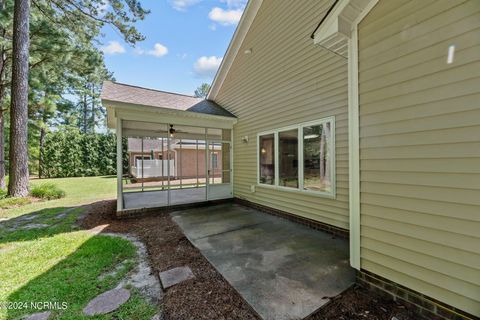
{"left": 0, "top": 197, "right": 32, "bottom": 209}
{"left": 0, "top": 176, "right": 116, "bottom": 220}
{"left": 0, "top": 176, "right": 158, "bottom": 320}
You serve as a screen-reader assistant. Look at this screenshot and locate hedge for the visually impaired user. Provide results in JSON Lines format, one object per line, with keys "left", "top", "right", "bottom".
{"left": 40, "top": 127, "right": 128, "bottom": 178}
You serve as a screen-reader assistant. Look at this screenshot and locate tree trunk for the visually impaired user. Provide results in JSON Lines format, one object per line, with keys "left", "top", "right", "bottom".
{"left": 319, "top": 128, "right": 325, "bottom": 182}
{"left": 8, "top": 0, "right": 30, "bottom": 197}
{"left": 83, "top": 91, "right": 87, "bottom": 133}
{"left": 90, "top": 84, "right": 95, "bottom": 133}
{"left": 324, "top": 123, "right": 331, "bottom": 183}
{"left": 0, "top": 54, "right": 6, "bottom": 190}
{"left": 0, "top": 0, "right": 7, "bottom": 190}
{"left": 38, "top": 126, "right": 45, "bottom": 179}
{"left": 0, "top": 108, "right": 5, "bottom": 190}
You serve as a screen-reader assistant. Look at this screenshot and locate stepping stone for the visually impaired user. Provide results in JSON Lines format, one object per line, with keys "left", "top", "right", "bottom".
{"left": 151, "top": 314, "right": 163, "bottom": 320}
{"left": 83, "top": 288, "right": 130, "bottom": 316}
{"left": 159, "top": 266, "right": 195, "bottom": 289}
{"left": 24, "top": 311, "right": 51, "bottom": 320}
{"left": 21, "top": 223, "right": 49, "bottom": 230}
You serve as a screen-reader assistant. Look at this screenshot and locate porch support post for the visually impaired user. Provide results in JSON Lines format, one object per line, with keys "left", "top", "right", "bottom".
{"left": 116, "top": 117, "right": 123, "bottom": 211}
{"left": 205, "top": 128, "right": 209, "bottom": 201}
{"left": 348, "top": 30, "right": 360, "bottom": 270}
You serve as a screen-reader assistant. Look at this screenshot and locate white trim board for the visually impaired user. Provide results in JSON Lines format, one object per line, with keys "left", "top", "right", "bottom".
{"left": 116, "top": 117, "right": 123, "bottom": 211}
{"left": 105, "top": 100, "right": 237, "bottom": 130}
{"left": 314, "top": 0, "right": 379, "bottom": 270}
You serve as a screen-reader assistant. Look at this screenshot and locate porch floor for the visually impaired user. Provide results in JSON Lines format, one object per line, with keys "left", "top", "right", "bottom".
{"left": 171, "top": 203, "right": 355, "bottom": 320}
{"left": 123, "top": 187, "right": 206, "bottom": 209}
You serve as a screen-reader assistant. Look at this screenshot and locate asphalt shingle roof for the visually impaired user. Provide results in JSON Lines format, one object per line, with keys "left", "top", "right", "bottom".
{"left": 101, "top": 81, "right": 235, "bottom": 118}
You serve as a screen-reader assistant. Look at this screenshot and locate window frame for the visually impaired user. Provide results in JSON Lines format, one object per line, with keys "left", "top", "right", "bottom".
{"left": 256, "top": 116, "right": 336, "bottom": 199}
{"left": 134, "top": 155, "right": 152, "bottom": 163}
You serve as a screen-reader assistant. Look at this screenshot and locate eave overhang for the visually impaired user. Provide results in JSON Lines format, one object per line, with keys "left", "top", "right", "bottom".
{"left": 313, "top": 0, "right": 374, "bottom": 58}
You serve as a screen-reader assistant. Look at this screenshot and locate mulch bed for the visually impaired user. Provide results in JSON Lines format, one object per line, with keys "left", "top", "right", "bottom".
{"left": 307, "top": 285, "right": 418, "bottom": 320}
{"left": 81, "top": 200, "right": 419, "bottom": 320}
{"left": 81, "top": 200, "right": 259, "bottom": 320}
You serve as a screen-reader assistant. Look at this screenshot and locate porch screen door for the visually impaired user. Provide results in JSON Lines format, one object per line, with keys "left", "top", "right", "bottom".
{"left": 207, "top": 140, "right": 232, "bottom": 200}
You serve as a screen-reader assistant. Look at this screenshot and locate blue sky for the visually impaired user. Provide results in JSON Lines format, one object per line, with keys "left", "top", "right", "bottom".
{"left": 100, "top": 0, "right": 246, "bottom": 95}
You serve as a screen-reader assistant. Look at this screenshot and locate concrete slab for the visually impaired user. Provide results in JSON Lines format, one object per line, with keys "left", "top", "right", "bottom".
{"left": 171, "top": 203, "right": 355, "bottom": 320}
{"left": 123, "top": 188, "right": 206, "bottom": 210}
{"left": 159, "top": 266, "right": 195, "bottom": 289}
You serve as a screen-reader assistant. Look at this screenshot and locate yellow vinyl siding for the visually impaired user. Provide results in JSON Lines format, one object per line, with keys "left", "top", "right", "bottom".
{"left": 214, "top": 0, "right": 350, "bottom": 229}
{"left": 359, "top": 0, "right": 480, "bottom": 316}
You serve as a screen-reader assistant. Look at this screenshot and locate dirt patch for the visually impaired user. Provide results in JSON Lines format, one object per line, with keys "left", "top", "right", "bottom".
{"left": 81, "top": 201, "right": 419, "bottom": 320}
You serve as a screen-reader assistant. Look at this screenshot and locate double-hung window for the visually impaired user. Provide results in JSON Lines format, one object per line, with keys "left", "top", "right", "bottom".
{"left": 257, "top": 117, "right": 335, "bottom": 198}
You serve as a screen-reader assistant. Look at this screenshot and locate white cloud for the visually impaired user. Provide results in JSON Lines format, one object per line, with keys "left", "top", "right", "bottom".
{"left": 209, "top": 23, "right": 217, "bottom": 31}
{"left": 101, "top": 41, "right": 125, "bottom": 55}
{"left": 194, "top": 56, "right": 222, "bottom": 78}
{"left": 220, "top": 0, "right": 247, "bottom": 9}
{"left": 147, "top": 43, "right": 168, "bottom": 57}
{"left": 208, "top": 7, "right": 243, "bottom": 26}
{"left": 133, "top": 43, "right": 168, "bottom": 58}
{"left": 170, "top": 0, "right": 201, "bottom": 11}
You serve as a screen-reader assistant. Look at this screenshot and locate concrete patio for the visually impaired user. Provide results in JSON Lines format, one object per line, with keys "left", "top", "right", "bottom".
{"left": 171, "top": 203, "right": 355, "bottom": 320}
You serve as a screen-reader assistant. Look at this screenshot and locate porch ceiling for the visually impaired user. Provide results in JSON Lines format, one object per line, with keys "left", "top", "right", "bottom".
{"left": 121, "top": 121, "right": 224, "bottom": 140}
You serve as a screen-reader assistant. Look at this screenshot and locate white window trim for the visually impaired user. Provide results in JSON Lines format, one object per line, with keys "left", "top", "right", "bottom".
{"left": 134, "top": 155, "right": 152, "bottom": 162}
{"left": 256, "top": 116, "right": 336, "bottom": 199}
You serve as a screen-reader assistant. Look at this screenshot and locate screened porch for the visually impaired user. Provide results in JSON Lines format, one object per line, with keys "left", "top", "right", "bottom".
{"left": 101, "top": 81, "right": 237, "bottom": 212}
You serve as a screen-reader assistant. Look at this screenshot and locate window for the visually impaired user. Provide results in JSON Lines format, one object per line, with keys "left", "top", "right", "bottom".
{"left": 303, "top": 122, "right": 333, "bottom": 193}
{"left": 134, "top": 155, "right": 151, "bottom": 164}
{"left": 279, "top": 129, "right": 298, "bottom": 188}
{"left": 259, "top": 134, "right": 275, "bottom": 185}
{"left": 211, "top": 153, "right": 218, "bottom": 169}
{"left": 257, "top": 117, "right": 335, "bottom": 197}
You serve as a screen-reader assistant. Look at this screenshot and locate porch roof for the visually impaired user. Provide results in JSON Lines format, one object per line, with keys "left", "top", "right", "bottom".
{"left": 102, "top": 81, "right": 236, "bottom": 130}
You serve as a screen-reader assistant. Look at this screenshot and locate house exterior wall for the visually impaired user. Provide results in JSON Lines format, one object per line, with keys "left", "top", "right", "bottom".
{"left": 215, "top": 0, "right": 350, "bottom": 229}
{"left": 177, "top": 148, "right": 223, "bottom": 178}
{"left": 128, "top": 149, "right": 222, "bottom": 179}
{"left": 358, "top": 0, "right": 480, "bottom": 316}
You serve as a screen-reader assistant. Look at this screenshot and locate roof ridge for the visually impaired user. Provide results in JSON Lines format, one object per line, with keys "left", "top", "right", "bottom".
{"left": 104, "top": 81, "right": 201, "bottom": 99}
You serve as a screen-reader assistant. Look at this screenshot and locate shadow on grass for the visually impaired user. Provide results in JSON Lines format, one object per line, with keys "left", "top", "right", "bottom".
{"left": 1, "top": 202, "right": 157, "bottom": 320}
{"left": 4, "top": 233, "right": 151, "bottom": 319}
{"left": 0, "top": 207, "right": 79, "bottom": 245}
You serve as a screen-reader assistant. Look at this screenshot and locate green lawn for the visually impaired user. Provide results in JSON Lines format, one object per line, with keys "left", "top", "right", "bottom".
{"left": 0, "top": 176, "right": 158, "bottom": 320}
{"left": 0, "top": 176, "right": 117, "bottom": 219}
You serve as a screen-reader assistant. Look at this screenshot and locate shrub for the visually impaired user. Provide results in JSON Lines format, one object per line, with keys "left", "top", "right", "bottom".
{"left": 30, "top": 183, "right": 66, "bottom": 200}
